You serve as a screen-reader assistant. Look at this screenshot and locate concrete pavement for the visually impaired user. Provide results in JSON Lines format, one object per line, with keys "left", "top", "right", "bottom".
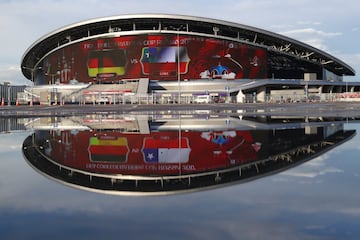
{"left": 1, "top": 102, "right": 360, "bottom": 118}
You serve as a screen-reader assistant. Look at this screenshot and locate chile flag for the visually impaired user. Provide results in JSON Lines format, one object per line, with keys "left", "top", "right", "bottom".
{"left": 142, "top": 137, "right": 191, "bottom": 163}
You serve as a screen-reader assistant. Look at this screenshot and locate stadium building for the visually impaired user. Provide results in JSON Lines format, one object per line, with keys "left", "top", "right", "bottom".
{"left": 21, "top": 14, "right": 358, "bottom": 104}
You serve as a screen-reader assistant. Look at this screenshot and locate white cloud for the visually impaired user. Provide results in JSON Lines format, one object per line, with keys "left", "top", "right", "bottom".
{"left": 280, "top": 28, "right": 342, "bottom": 38}
{"left": 282, "top": 167, "right": 343, "bottom": 178}
{"left": 278, "top": 28, "right": 342, "bottom": 51}
{"left": 336, "top": 207, "right": 360, "bottom": 216}
{"left": 270, "top": 24, "right": 295, "bottom": 30}
{"left": 296, "top": 21, "right": 322, "bottom": 26}
{"left": 0, "top": 132, "right": 29, "bottom": 153}
{"left": 278, "top": 154, "right": 344, "bottom": 180}
{"left": 0, "top": 64, "right": 31, "bottom": 85}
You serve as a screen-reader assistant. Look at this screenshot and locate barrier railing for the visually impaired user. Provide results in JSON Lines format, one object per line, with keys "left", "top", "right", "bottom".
{"left": 8, "top": 89, "right": 360, "bottom": 106}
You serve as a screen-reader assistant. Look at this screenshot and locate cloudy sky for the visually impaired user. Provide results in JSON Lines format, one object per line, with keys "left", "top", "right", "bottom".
{"left": 1, "top": 0, "right": 360, "bottom": 85}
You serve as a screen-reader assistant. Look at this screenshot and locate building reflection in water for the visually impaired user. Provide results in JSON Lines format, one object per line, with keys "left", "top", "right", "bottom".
{"left": 22, "top": 114, "right": 355, "bottom": 195}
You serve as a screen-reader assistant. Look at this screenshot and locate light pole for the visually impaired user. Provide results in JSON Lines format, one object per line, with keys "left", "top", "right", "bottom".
{"left": 178, "top": 113, "right": 182, "bottom": 175}
{"left": 169, "top": 25, "right": 184, "bottom": 104}
{"left": 346, "top": 80, "right": 348, "bottom": 93}
{"left": 8, "top": 85, "right": 10, "bottom": 106}
{"left": 177, "top": 30, "right": 181, "bottom": 104}
{"left": 168, "top": 24, "right": 185, "bottom": 104}
{"left": 4, "top": 82, "right": 10, "bottom": 106}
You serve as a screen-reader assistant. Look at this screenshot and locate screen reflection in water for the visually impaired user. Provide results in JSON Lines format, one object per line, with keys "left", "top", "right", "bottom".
{"left": 22, "top": 114, "right": 355, "bottom": 195}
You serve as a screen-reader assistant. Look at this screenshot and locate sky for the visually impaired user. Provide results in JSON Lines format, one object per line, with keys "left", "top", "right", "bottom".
{"left": 1, "top": 0, "right": 360, "bottom": 85}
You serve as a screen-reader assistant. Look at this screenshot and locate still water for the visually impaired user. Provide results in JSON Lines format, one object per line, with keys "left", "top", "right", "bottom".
{"left": 1, "top": 112, "right": 360, "bottom": 239}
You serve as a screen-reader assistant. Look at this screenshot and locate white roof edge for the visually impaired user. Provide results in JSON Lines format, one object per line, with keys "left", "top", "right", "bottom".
{"left": 21, "top": 13, "right": 355, "bottom": 76}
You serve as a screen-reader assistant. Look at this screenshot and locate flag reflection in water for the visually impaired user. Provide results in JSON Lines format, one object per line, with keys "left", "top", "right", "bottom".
{"left": 88, "top": 136, "right": 129, "bottom": 162}
{"left": 142, "top": 137, "right": 190, "bottom": 163}
{"left": 22, "top": 115, "right": 356, "bottom": 195}
{"left": 27, "top": 128, "right": 260, "bottom": 175}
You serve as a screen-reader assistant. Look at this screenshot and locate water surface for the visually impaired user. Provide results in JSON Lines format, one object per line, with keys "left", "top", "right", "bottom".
{"left": 1, "top": 113, "right": 360, "bottom": 240}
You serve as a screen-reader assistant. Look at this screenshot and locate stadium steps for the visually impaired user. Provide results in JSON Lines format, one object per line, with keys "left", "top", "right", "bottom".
{"left": 64, "top": 81, "right": 139, "bottom": 102}
{"left": 136, "top": 78, "right": 150, "bottom": 95}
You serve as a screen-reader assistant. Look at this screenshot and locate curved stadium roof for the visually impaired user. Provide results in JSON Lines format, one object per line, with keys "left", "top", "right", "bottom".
{"left": 21, "top": 14, "right": 355, "bottom": 80}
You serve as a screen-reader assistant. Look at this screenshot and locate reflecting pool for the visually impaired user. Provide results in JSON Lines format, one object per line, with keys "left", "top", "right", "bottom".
{"left": 1, "top": 112, "right": 360, "bottom": 239}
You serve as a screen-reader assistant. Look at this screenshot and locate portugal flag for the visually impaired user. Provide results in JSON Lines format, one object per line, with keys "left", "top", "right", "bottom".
{"left": 142, "top": 137, "right": 191, "bottom": 163}
{"left": 88, "top": 136, "right": 129, "bottom": 162}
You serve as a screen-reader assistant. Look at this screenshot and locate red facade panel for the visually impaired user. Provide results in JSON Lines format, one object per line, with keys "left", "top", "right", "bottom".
{"left": 42, "top": 35, "right": 267, "bottom": 83}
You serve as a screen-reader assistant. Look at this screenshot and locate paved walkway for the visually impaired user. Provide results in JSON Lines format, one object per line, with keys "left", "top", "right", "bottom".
{"left": 1, "top": 102, "right": 360, "bottom": 118}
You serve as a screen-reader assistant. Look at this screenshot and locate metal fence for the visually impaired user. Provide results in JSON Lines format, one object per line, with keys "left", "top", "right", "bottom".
{"left": 4, "top": 85, "right": 360, "bottom": 106}
{"left": 0, "top": 84, "right": 27, "bottom": 105}
{"left": 62, "top": 92, "right": 360, "bottom": 105}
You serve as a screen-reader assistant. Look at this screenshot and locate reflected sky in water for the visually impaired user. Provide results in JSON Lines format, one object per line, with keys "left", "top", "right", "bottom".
{"left": 1, "top": 115, "right": 360, "bottom": 240}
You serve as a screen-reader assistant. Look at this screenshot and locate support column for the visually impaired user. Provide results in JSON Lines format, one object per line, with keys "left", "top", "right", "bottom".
{"left": 318, "top": 86, "right": 326, "bottom": 101}
{"left": 236, "top": 90, "right": 245, "bottom": 103}
{"left": 318, "top": 86, "right": 323, "bottom": 94}
{"left": 257, "top": 87, "right": 267, "bottom": 103}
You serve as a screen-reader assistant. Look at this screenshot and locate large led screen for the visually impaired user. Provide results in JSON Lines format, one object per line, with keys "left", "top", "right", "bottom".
{"left": 42, "top": 35, "right": 267, "bottom": 83}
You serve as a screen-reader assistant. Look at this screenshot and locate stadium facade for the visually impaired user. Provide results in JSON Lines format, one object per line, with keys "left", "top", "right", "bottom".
{"left": 21, "top": 14, "right": 358, "bottom": 104}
